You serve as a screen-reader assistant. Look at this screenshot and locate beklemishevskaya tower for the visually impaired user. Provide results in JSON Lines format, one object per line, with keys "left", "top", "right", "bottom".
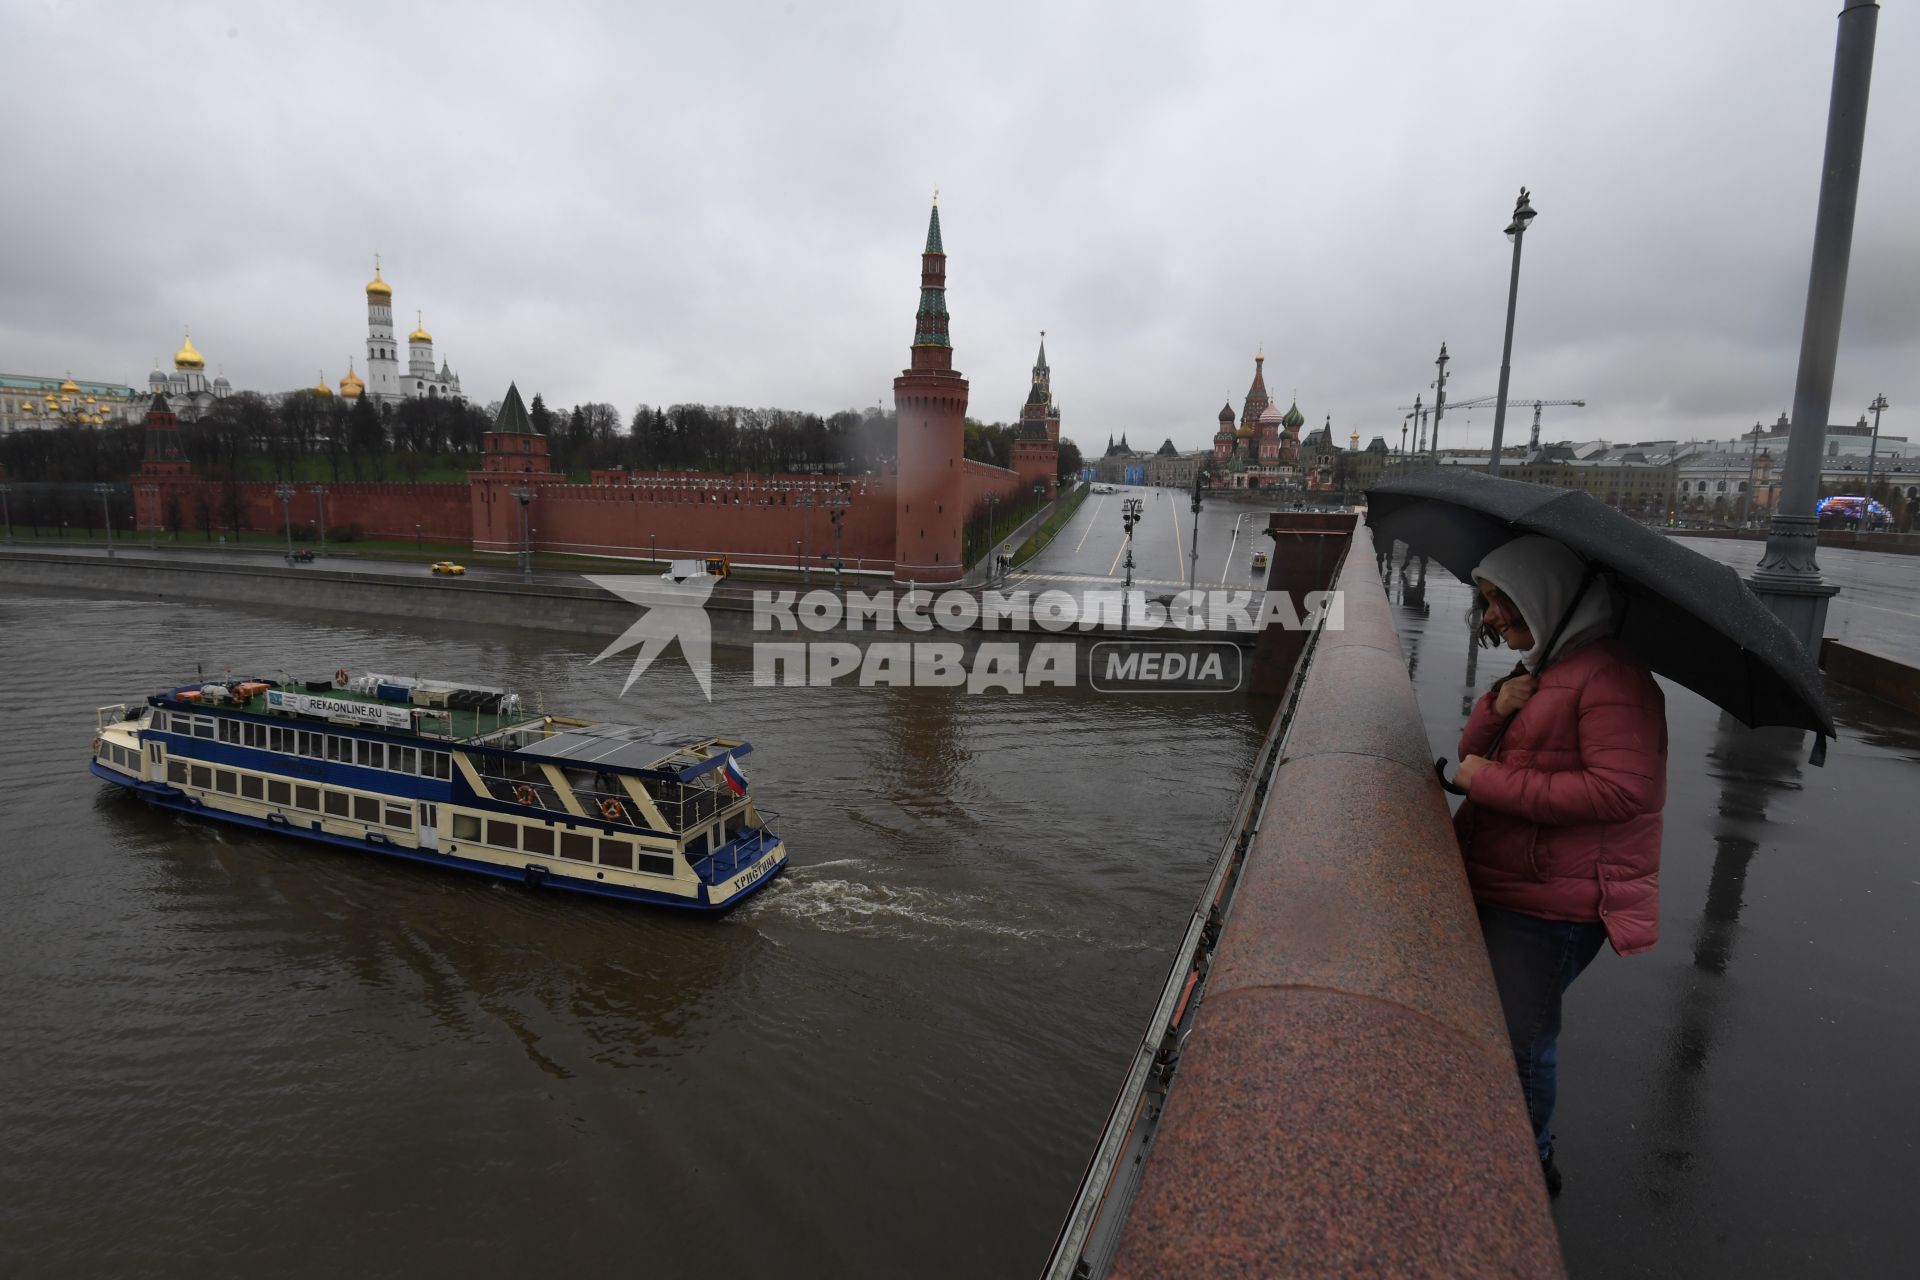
{"left": 893, "top": 197, "right": 970, "bottom": 584}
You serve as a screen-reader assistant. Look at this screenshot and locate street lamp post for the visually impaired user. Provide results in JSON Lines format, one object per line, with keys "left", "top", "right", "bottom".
{"left": 1187, "top": 468, "right": 1203, "bottom": 599}
{"left": 0, "top": 484, "right": 11, "bottom": 544}
{"left": 797, "top": 491, "right": 817, "bottom": 584}
{"left": 510, "top": 487, "right": 533, "bottom": 582}
{"left": 1863, "top": 392, "right": 1889, "bottom": 530}
{"left": 274, "top": 483, "right": 295, "bottom": 562}
{"left": 649, "top": 531, "right": 657, "bottom": 566}
{"left": 984, "top": 491, "right": 998, "bottom": 554}
{"left": 415, "top": 522, "right": 422, "bottom": 551}
{"left": 1739, "top": 422, "right": 1763, "bottom": 528}
{"left": 1429, "top": 344, "right": 1450, "bottom": 459}
{"left": 1487, "top": 187, "right": 1538, "bottom": 474}
{"left": 828, "top": 490, "right": 849, "bottom": 589}
{"left": 1120, "top": 496, "right": 1142, "bottom": 630}
{"left": 140, "top": 484, "right": 159, "bottom": 548}
{"left": 313, "top": 485, "right": 328, "bottom": 557}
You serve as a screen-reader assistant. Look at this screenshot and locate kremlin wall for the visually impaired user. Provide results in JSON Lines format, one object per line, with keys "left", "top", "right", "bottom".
{"left": 130, "top": 202, "right": 1043, "bottom": 582}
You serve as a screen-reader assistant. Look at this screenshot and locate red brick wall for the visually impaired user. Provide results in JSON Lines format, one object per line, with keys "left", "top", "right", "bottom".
{"left": 133, "top": 479, "right": 469, "bottom": 542}
{"left": 472, "top": 471, "right": 900, "bottom": 571}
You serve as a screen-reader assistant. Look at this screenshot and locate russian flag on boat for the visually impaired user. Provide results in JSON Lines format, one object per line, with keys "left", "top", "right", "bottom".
{"left": 721, "top": 752, "right": 749, "bottom": 796}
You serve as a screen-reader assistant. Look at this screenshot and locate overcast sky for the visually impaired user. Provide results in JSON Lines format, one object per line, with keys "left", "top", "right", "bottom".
{"left": 5, "top": 1, "right": 1914, "bottom": 453}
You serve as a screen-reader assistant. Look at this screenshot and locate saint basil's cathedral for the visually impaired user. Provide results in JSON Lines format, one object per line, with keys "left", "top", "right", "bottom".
{"left": 1212, "top": 352, "right": 1303, "bottom": 489}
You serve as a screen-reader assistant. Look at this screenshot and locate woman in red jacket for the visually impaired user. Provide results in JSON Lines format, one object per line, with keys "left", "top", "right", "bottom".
{"left": 1453, "top": 535, "right": 1667, "bottom": 1197}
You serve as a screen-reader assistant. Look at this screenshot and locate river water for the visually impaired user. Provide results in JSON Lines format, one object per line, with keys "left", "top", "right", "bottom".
{"left": 0, "top": 587, "right": 1270, "bottom": 1278}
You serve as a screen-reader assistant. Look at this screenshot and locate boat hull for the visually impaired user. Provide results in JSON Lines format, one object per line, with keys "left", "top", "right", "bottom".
{"left": 91, "top": 761, "right": 787, "bottom": 912}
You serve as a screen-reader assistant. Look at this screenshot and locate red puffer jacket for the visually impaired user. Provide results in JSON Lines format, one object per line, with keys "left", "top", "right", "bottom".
{"left": 1454, "top": 638, "right": 1668, "bottom": 955}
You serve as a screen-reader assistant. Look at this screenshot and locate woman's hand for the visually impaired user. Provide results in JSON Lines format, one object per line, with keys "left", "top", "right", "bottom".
{"left": 1494, "top": 673, "right": 1539, "bottom": 717}
{"left": 1457, "top": 754, "right": 1490, "bottom": 790}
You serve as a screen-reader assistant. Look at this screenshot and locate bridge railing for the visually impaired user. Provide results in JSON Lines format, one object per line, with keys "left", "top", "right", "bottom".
{"left": 1047, "top": 522, "right": 1565, "bottom": 1279}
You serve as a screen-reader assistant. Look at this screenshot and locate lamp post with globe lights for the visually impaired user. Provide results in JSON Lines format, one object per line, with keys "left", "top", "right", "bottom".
{"left": 1487, "top": 187, "right": 1537, "bottom": 473}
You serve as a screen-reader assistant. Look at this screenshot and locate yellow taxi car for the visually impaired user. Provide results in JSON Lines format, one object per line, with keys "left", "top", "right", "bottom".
{"left": 430, "top": 561, "right": 467, "bottom": 576}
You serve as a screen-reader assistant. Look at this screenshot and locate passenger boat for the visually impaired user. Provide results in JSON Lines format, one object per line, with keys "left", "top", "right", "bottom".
{"left": 89, "top": 671, "right": 787, "bottom": 911}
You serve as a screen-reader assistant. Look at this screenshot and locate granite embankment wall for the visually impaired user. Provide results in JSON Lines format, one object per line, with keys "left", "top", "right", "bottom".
{"left": 0, "top": 550, "right": 1256, "bottom": 673}
{"left": 1107, "top": 523, "right": 1565, "bottom": 1278}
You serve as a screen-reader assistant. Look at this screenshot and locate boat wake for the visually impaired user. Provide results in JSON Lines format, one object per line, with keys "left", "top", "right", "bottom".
{"left": 747, "top": 872, "right": 1089, "bottom": 944}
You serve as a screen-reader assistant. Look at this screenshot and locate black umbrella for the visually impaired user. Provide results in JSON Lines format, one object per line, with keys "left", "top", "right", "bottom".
{"left": 1366, "top": 467, "right": 1836, "bottom": 749}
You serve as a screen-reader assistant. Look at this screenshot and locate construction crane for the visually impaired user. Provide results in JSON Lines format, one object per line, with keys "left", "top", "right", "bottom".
{"left": 1399, "top": 395, "right": 1586, "bottom": 454}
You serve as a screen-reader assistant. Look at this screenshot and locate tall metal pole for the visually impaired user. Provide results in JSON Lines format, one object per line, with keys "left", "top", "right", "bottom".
{"left": 798, "top": 491, "right": 816, "bottom": 585}
{"left": 314, "top": 485, "right": 328, "bottom": 557}
{"left": 1740, "top": 423, "right": 1762, "bottom": 528}
{"left": 1753, "top": 0, "right": 1879, "bottom": 652}
{"left": 1488, "top": 188, "right": 1536, "bottom": 474}
{"left": 1429, "top": 344, "right": 1450, "bottom": 460}
{"left": 274, "top": 482, "right": 295, "bottom": 560}
{"left": 511, "top": 487, "right": 533, "bottom": 582}
{"left": 1862, "top": 392, "right": 1888, "bottom": 529}
{"left": 96, "top": 484, "right": 116, "bottom": 558}
{"left": 1187, "top": 468, "right": 1202, "bottom": 598}
{"left": 0, "top": 485, "right": 11, "bottom": 544}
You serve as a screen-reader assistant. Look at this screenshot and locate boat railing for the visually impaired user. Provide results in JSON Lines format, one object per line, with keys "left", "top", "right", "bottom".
{"left": 651, "top": 781, "right": 730, "bottom": 833}
{"left": 693, "top": 826, "right": 777, "bottom": 883}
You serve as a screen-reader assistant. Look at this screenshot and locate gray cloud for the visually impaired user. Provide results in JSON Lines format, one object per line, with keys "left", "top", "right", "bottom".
{"left": 4, "top": 0, "right": 1913, "bottom": 452}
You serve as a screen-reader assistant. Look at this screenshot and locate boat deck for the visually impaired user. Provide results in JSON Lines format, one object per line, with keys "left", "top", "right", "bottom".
{"left": 226, "top": 685, "right": 526, "bottom": 743}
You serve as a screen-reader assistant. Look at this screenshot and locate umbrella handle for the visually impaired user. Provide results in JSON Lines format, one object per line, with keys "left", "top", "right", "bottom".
{"left": 1433, "top": 757, "right": 1469, "bottom": 797}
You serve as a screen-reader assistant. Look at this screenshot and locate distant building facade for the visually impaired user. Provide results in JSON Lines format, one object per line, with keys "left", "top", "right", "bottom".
{"left": 1, "top": 372, "right": 142, "bottom": 433}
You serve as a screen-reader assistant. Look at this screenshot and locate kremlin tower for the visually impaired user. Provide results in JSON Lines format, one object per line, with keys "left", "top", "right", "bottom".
{"left": 1012, "top": 332, "right": 1061, "bottom": 499}
{"left": 364, "top": 259, "right": 401, "bottom": 402}
{"left": 893, "top": 198, "right": 970, "bottom": 584}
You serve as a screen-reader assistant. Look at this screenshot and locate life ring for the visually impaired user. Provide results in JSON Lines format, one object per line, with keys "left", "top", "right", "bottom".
{"left": 334, "top": 668, "right": 349, "bottom": 686}
{"left": 599, "top": 797, "right": 628, "bottom": 822}
{"left": 514, "top": 784, "right": 539, "bottom": 807}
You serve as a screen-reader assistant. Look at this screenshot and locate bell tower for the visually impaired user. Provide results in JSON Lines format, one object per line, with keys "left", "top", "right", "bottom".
{"left": 893, "top": 196, "right": 970, "bottom": 583}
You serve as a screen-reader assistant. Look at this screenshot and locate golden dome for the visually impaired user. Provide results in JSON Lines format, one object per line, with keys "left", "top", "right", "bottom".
{"left": 61, "top": 377, "right": 80, "bottom": 393}
{"left": 409, "top": 311, "right": 431, "bottom": 343}
{"left": 339, "top": 364, "right": 365, "bottom": 399}
{"left": 312, "top": 373, "right": 334, "bottom": 398}
{"left": 174, "top": 333, "right": 205, "bottom": 370}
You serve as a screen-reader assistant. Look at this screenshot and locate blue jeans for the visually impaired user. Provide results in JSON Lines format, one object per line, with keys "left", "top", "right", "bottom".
{"left": 1476, "top": 904, "right": 1608, "bottom": 1162}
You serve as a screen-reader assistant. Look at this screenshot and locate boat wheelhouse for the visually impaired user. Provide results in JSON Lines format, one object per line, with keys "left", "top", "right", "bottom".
{"left": 89, "top": 672, "right": 786, "bottom": 911}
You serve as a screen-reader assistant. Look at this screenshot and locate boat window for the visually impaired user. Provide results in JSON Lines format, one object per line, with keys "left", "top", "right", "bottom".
{"left": 384, "top": 804, "right": 412, "bottom": 830}
{"left": 392, "top": 746, "right": 417, "bottom": 775}
{"left": 298, "top": 731, "right": 324, "bottom": 758}
{"left": 215, "top": 770, "right": 237, "bottom": 794}
{"left": 241, "top": 774, "right": 263, "bottom": 800}
{"left": 685, "top": 829, "right": 710, "bottom": 860}
{"left": 636, "top": 852, "right": 675, "bottom": 877}
{"left": 191, "top": 765, "right": 212, "bottom": 790}
{"left": 152, "top": 710, "right": 169, "bottom": 733}
{"left": 192, "top": 717, "right": 216, "bottom": 740}
{"left": 429, "top": 753, "right": 452, "bottom": 780}
{"left": 219, "top": 720, "right": 240, "bottom": 744}
{"left": 328, "top": 736, "right": 351, "bottom": 762}
{"left": 247, "top": 723, "right": 267, "bottom": 748}
{"left": 356, "top": 740, "right": 382, "bottom": 769}
{"left": 486, "top": 820, "right": 518, "bottom": 849}
{"left": 268, "top": 779, "right": 292, "bottom": 806}
{"left": 296, "top": 784, "right": 320, "bottom": 811}
{"left": 560, "top": 832, "right": 594, "bottom": 862}
{"left": 597, "top": 839, "right": 634, "bottom": 870}
{"left": 522, "top": 827, "right": 554, "bottom": 856}
{"left": 325, "top": 790, "right": 350, "bottom": 817}
{"left": 269, "top": 727, "right": 293, "bottom": 753}
{"left": 453, "top": 813, "right": 481, "bottom": 841}
{"left": 353, "top": 795, "right": 381, "bottom": 823}
{"left": 168, "top": 761, "right": 188, "bottom": 784}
